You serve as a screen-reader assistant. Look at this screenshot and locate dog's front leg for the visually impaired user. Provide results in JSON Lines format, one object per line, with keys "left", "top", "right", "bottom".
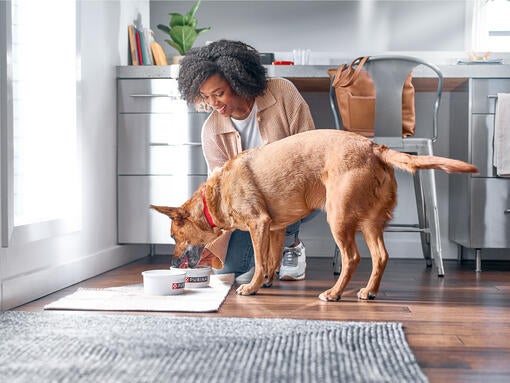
{"left": 263, "top": 229, "right": 285, "bottom": 287}
{"left": 236, "top": 214, "right": 271, "bottom": 296}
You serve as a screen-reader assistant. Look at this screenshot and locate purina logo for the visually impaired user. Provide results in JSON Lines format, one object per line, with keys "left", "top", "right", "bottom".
{"left": 172, "top": 282, "right": 185, "bottom": 289}
{"left": 186, "top": 276, "right": 209, "bottom": 283}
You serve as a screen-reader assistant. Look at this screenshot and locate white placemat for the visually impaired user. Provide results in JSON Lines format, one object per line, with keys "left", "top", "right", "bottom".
{"left": 44, "top": 274, "right": 234, "bottom": 312}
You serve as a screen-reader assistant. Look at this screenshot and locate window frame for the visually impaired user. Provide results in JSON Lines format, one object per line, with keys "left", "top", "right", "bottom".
{"left": 471, "top": 0, "right": 510, "bottom": 53}
{"left": 1, "top": 0, "right": 81, "bottom": 247}
{"left": 0, "top": 0, "right": 13, "bottom": 247}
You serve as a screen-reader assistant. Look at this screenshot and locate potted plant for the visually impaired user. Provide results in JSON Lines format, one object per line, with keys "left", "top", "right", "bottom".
{"left": 157, "top": 0, "right": 210, "bottom": 63}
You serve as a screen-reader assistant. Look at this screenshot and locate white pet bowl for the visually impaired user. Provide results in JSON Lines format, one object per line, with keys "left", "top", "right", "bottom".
{"left": 142, "top": 269, "right": 186, "bottom": 295}
{"left": 171, "top": 266, "right": 212, "bottom": 288}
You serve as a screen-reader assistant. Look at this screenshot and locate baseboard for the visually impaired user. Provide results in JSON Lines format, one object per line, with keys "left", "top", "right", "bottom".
{"left": 1, "top": 244, "right": 147, "bottom": 310}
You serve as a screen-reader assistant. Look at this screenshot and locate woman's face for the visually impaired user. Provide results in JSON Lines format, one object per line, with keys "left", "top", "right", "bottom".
{"left": 199, "top": 73, "right": 252, "bottom": 119}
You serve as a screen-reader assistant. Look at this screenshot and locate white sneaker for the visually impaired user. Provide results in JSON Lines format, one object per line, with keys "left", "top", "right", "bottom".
{"left": 279, "top": 241, "right": 306, "bottom": 281}
{"left": 235, "top": 267, "right": 255, "bottom": 284}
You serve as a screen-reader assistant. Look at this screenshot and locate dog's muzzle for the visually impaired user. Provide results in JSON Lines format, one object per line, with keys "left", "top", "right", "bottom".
{"left": 171, "top": 244, "right": 205, "bottom": 268}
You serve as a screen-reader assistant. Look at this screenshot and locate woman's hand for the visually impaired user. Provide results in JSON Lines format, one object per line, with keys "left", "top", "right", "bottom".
{"left": 198, "top": 248, "right": 216, "bottom": 267}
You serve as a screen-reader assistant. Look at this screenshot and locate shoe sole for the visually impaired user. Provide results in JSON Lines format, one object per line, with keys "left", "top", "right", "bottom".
{"left": 279, "top": 273, "right": 305, "bottom": 281}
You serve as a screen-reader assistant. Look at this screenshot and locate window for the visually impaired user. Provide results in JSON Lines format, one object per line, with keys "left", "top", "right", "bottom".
{"left": 471, "top": 0, "right": 510, "bottom": 52}
{"left": 11, "top": 0, "right": 80, "bottom": 228}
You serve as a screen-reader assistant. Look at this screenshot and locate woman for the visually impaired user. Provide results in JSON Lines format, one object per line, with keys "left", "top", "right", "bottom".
{"left": 178, "top": 40, "right": 316, "bottom": 282}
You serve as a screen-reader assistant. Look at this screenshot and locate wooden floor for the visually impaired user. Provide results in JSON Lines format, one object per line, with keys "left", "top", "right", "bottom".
{"left": 13, "top": 256, "right": 510, "bottom": 383}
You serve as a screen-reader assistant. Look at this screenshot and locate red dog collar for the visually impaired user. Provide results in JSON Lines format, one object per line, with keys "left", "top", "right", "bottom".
{"left": 201, "top": 186, "right": 216, "bottom": 228}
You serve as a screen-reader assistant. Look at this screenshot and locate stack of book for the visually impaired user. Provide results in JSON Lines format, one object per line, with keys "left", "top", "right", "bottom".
{"left": 128, "top": 24, "right": 168, "bottom": 66}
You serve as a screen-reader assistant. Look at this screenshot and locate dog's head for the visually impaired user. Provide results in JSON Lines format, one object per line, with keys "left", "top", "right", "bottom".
{"left": 150, "top": 204, "right": 222, "bottom": 263}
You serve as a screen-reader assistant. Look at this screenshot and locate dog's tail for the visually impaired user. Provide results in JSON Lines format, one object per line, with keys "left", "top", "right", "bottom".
{"left": 374, "top": 144, "right": 478, "bottom": 174}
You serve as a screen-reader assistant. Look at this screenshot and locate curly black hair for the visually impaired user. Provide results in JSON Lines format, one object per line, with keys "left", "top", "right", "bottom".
{"left": 178, "top": 40, "right": 267, "bottom": 104}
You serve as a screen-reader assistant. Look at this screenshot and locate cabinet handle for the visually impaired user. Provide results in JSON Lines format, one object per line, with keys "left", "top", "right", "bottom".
{"left": 488, "top": 95, "right": 498, "bottom": 99}
{"left": 130, "top": 94, "right": 180, "bottom": 100}
{"left": 505, "top": 209, "right": 510, "bottom": 214}
{"left": 150, "top": 142, "right": 202, "bottom": 147}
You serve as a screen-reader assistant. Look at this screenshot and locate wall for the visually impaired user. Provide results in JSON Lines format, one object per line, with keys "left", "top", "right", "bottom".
{"left": 0, "top": 0, "right": 150, "bottom": 310}
{"left": 150, "top": 0, "right": 469, "bottom": 61}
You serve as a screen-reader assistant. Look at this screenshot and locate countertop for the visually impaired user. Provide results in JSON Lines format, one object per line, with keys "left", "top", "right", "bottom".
{"left": 117, "top": 63, "right": 510, "bottom": 79}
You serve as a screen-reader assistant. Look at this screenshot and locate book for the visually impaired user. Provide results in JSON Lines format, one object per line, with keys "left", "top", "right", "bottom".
{"left": 151, "top": 42, "right": 168, "bottom": 66}
{"left": 135, "top": 29, "right": 143, "bottom": 65}
{"left": 142, "top": 28, "right": 154, "bottom": 65}
{"left": 128, "top": 25, "right": 138, "bottom": 65}
{"left": 137, "top": 27, "right": 149, "bottom": 65}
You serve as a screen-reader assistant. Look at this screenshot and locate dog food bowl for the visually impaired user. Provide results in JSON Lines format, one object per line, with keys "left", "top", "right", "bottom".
{"left": 142, "top": 269, "right": 186, "bottom": 295}
{"left": 171, "top": 266, "right": 211, "bottom": 288}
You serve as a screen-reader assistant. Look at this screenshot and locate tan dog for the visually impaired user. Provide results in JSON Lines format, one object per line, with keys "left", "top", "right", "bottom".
{"left": 152, "top": 130, "right": 477, "bottom": 301}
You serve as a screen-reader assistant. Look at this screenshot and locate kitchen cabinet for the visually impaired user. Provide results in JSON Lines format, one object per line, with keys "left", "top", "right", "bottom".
{"left": 117, "top": 78, "right": 209, "bottom": 244}
{"left": 449, "top": 78, "right": 510, "bottom": 270}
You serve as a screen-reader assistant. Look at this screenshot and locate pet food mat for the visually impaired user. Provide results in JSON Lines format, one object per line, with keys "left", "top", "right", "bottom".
{"left": 44, "top": 274, "right": 234, "bottom": 312}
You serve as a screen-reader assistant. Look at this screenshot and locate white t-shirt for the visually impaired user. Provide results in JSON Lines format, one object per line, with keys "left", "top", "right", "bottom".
{"left": 231, "top": 103, "right": 263, "bottom": 149}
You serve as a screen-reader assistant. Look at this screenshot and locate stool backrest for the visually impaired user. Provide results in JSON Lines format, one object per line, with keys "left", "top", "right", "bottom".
{"left": 329, "top": 55, "right": 444, "bottom": 147}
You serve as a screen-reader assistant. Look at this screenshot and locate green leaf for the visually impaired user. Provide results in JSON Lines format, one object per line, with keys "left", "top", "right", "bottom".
{"left": 169, "top": 13, "right": 186, "bottom": 27}
{"left": 184, "top": 15, "right": 197, "bottom": 28}
{"left": 157, "top": 24, "right": 171, "bottom": 34}
{"left": 165, "top": 39, "right": 186, "bottom": 56}
{"left": 170, "top": 26, "right": 198, "bottom": 54}
{"left": 187, "top": 0, "right": 202, "bottom": 19}
{"left": 196, "top": 27, "right": 211, "bottom": 36}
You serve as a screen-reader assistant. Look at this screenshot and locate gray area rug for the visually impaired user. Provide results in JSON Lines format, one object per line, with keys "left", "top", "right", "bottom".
{"left": 0, "top": 311, "right": 427, "bottom": 383}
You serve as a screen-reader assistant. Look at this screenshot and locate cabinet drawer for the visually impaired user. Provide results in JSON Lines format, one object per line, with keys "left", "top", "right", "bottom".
{"left": 470, "top": 114, "right": 495, "bottom": 177}
{"left": 119, "top": 144, "right": 207, "bottom": 175}
{"left": 118, "top": 175, "right": 206, "bottom": 244}
{"left": 469, "top": 178, "right": 510, "bottom": 248}
{"left": 471, "top": 79, "right": 510, "bottom": 114}
{"left": 118, "top": 79, "right": 187, "bottom": 113}
{"left": 118, "top": 114, "right": 207, "bottom": 175}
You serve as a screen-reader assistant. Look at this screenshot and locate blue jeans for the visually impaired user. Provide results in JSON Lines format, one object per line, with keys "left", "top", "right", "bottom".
{"left": 216, "top": 211, "right": 320, "bottom": 276}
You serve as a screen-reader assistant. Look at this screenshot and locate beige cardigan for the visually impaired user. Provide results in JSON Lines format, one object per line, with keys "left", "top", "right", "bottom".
{"left": 200, "top": 78, "right": 316, "bottom": 269}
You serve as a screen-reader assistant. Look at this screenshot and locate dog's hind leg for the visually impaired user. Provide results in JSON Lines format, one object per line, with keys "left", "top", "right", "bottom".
{"left": 236, "top": 213, "right": 272, "bottom": 296}
{"left": 358, "top": 223, "right": 389, "bottom": 300}
{"left": 319, "top": 227, "right": 360, "bottom": 302}
{"left": 319, "top": 213, "right": 361, "bottom": 302}
{"left": 319, "top": 175, "right": 362, "bottom": 302}
{"left": 264, "top": 229, "right": 285, "bottom": 287}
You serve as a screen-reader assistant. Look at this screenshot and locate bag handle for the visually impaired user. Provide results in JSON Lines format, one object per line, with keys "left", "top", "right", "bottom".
{"left": 332, "top": 56, "right": 369, "bottom": 88}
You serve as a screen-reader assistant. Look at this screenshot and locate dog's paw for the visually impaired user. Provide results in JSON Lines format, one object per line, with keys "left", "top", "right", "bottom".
{"left": 357, "top": 288, "right": 376, "bottom": 300}
{"left": 319, "top": 289, "right": 341, "bottom": 302}
{"left": 236, "top": 284, "right": 258, "bottom": 296}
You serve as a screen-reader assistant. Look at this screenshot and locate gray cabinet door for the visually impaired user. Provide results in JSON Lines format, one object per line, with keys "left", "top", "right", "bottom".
{"left": 118, "top": 79, "right": 184, "bottom": 113}
{"left": 469, "top": 178, "right": 510, "bottom": 248}
{"left": 470, "top": 114, "right": 495, "bottom": 177}
{"left": 118, "top": 114, "right": 207, "bottom": 175}
{"left": 118, "top": 175, "right": 207, "bottom": 244}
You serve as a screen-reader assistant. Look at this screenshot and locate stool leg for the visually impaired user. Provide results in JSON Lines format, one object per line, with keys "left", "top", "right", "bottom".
{"left": 422, "top": 167, "right": 444, "bottom": 277}
{"left": 475, "top": 248, "right": 482, "bottom": 272}
{"left": 413, "top": 171, "right": 432, "bottom": 267}
{"left": 415, "top": 140, "right": 445, "bottom": 277}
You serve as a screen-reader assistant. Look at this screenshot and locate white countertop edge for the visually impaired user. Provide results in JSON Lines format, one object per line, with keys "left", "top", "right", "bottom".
{"left": 117, "top": 63, "right": 510, "bottom": 79}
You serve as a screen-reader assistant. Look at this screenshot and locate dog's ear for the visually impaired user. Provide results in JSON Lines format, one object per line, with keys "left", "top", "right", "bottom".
{"left": 150, "top": 205, "right": 190, "bottom": 225}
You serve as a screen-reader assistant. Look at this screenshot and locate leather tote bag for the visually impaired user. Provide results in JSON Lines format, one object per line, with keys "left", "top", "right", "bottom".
{"left": 328, "top": 56, "right": 416, "bottom": 137}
